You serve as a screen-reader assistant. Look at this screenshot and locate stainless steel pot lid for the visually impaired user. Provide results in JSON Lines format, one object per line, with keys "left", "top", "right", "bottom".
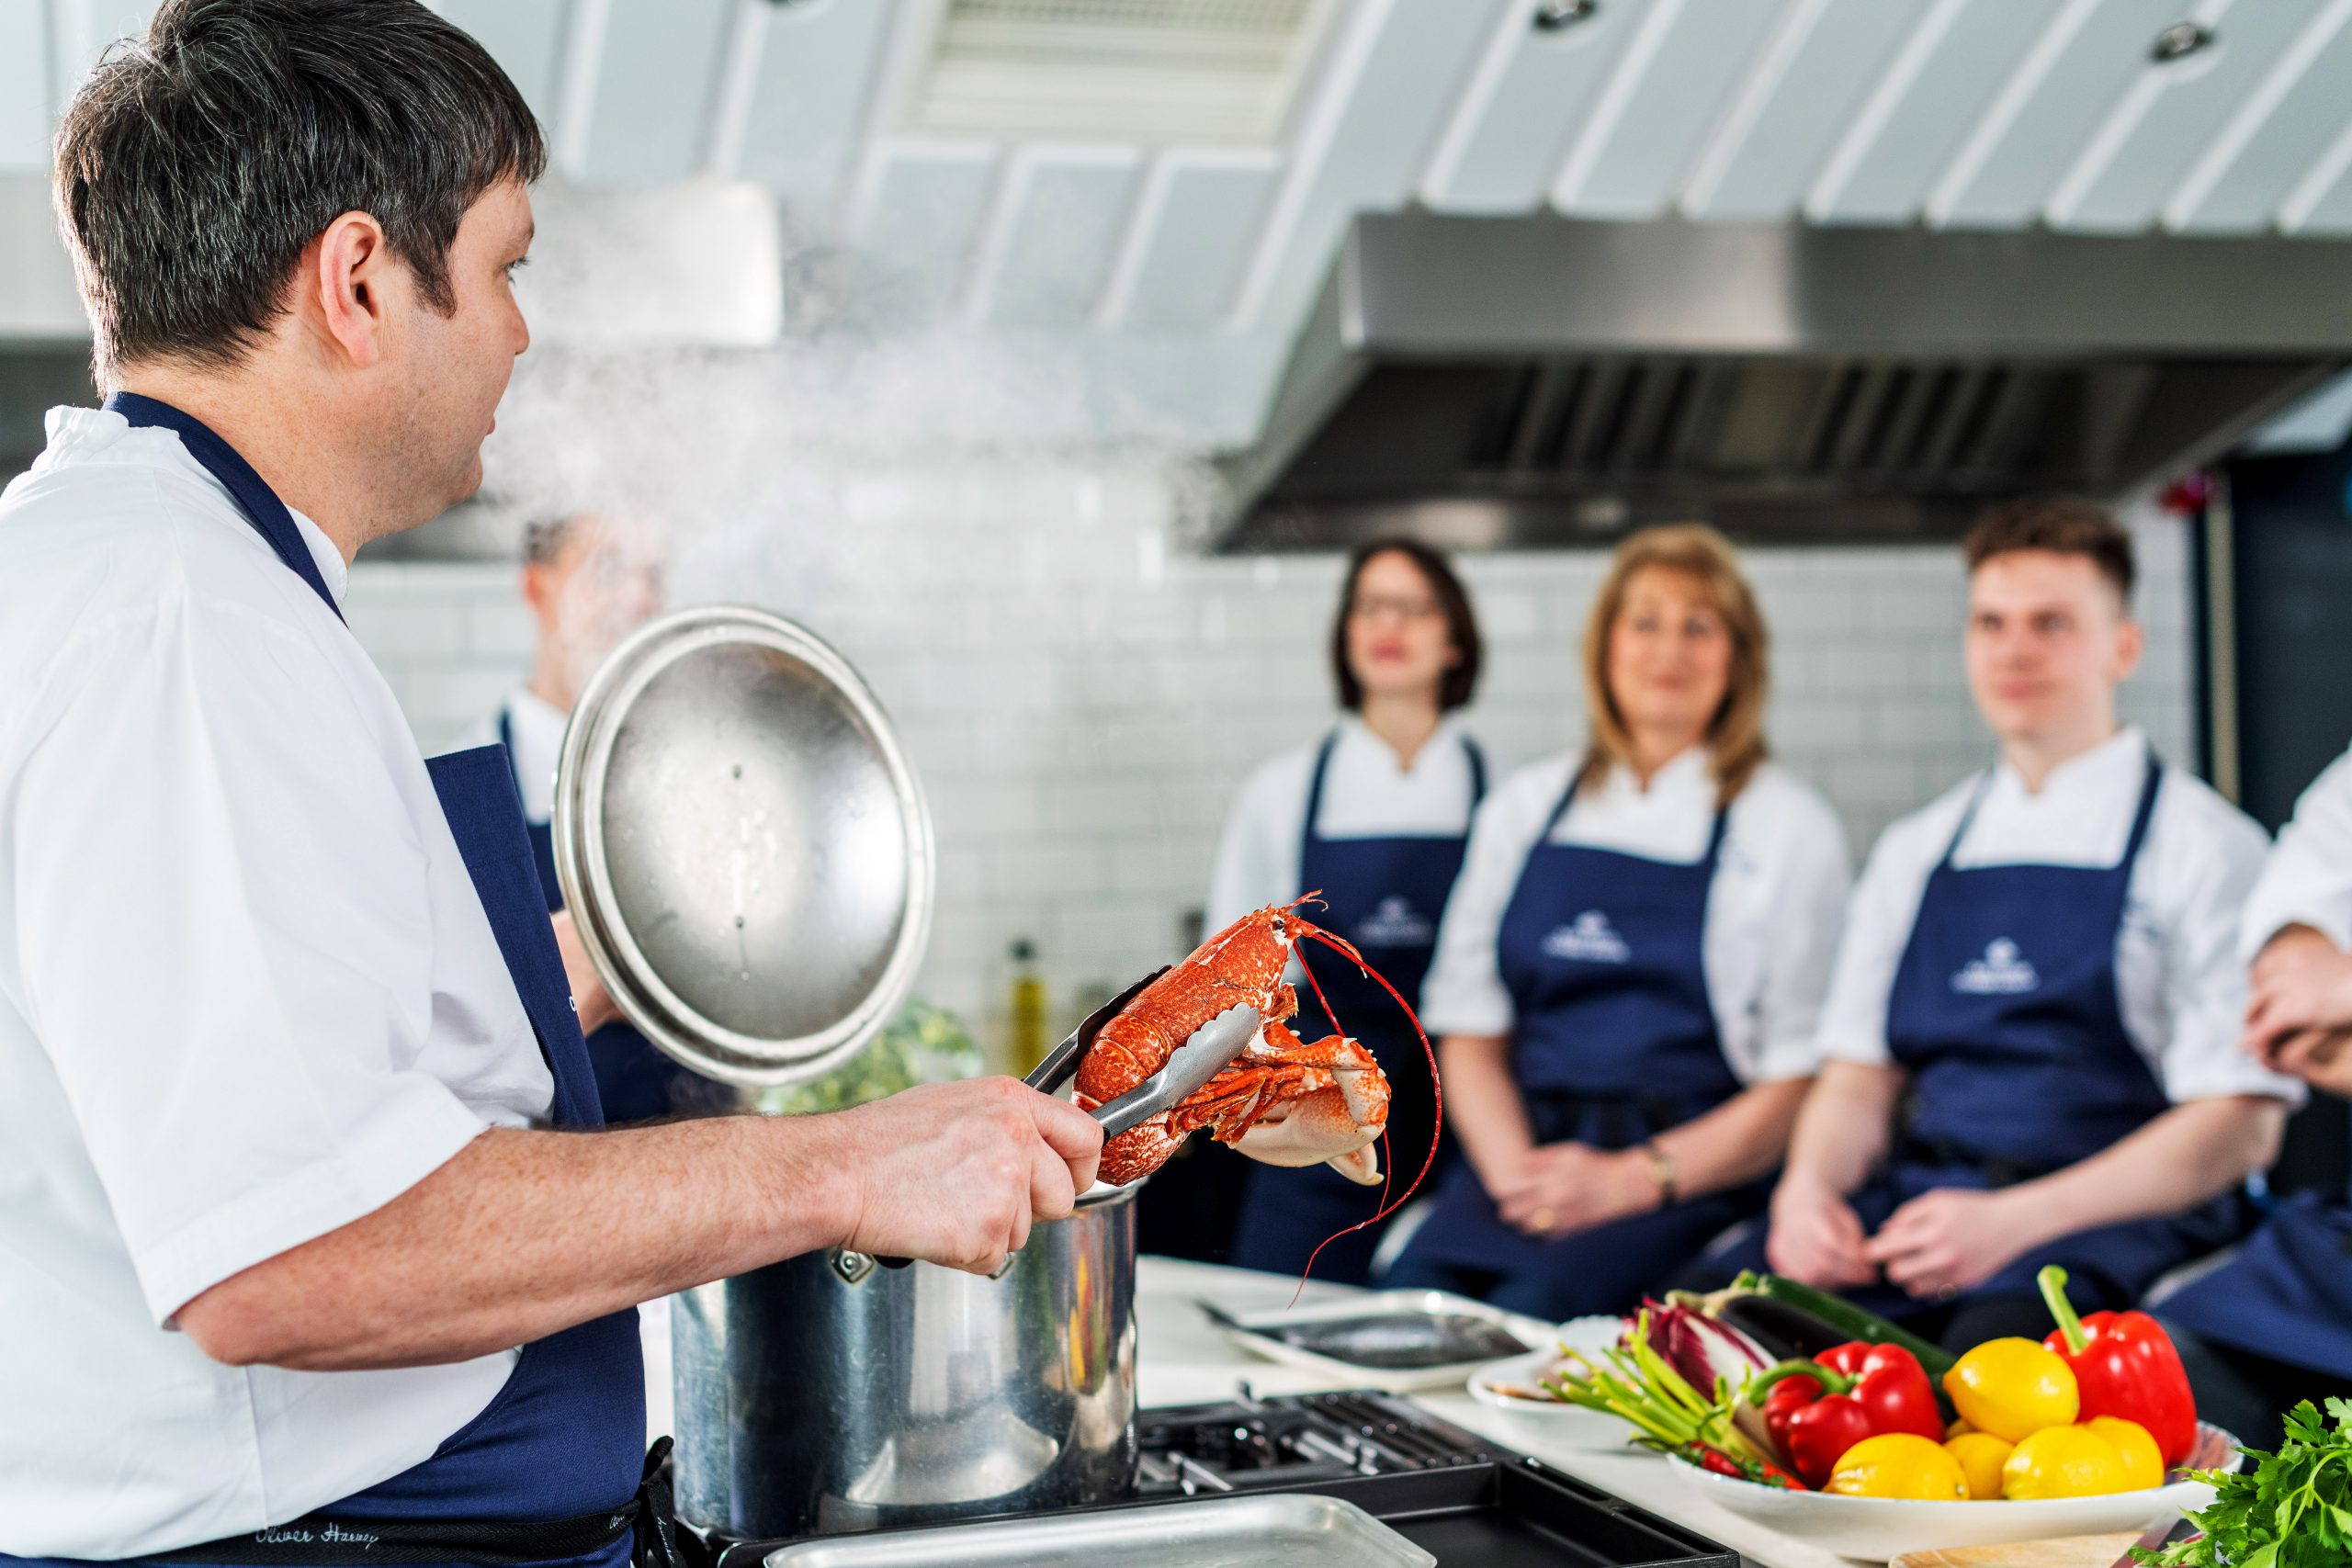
{"left": 552, "top": 606, "right": 934, "bottom": 1087}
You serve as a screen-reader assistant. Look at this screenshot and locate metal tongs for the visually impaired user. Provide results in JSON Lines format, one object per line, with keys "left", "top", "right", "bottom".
{"left": 1023, "top": 966, "right": 1261, "bottom": 1135}
{"left": 876, "top": 968, "right": 1261, "bottom": 1269}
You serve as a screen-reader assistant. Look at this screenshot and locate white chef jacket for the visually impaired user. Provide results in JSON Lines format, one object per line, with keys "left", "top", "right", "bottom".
{"left": 481, "top": 687, "right": 568, "bottom": 822}
{"left": 1205, "top": 716, "right": 1485, "bottom": 934}
{"left": 1816, "top": 727, "right": 2301, "bottom": 1107}
{"left": 0, "top": 409, "right": 560, "bottom": 1557}
{"left": 2241, "top": 739, "right": 2352, "bottom": 961}
{"left": 1418, "top": 747, "right": 1853, "bottom": 1085}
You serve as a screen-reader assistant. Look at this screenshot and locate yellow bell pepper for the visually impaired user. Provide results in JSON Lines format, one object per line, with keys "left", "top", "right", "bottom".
{"left": 1943, "top": 1430, "right": 2016, "bottom": 1501}
{"left": 2001, "top": 1424, "right": 2133, "bottom": 1499}
{"left": 2084, "top": 1416, "right": 2163, "bottom": 1490}
{"left": 1942, "top": 1337, "right": 2080, "bottom": 1443}
{"left": 1826, "top": 1434, "right": 1970, "bottom": 1501}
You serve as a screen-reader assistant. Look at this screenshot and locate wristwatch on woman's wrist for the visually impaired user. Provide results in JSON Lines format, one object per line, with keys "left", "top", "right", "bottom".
{"left": 1640, "top": 1141, "right": 1679, "bottom": 1207}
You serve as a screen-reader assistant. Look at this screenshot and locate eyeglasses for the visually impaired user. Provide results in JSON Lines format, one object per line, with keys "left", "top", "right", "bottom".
{"left": 1350, "top": 593, "right": 1442, "bottom": 623}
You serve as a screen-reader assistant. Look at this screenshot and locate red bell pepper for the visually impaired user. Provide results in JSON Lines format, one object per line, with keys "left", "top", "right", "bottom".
{"left": 1815, "top": 1341, "right": 1945, "bottom": 1443}
{"left": 1750, "top": 1367, "right": 1871, "bottom": 1488}
{"left": 2038, "top": 1264, "right": 2198, "bottom": 1469}
{"left": 1747, "top": 1341, "right": 1945, "bottom": 1490}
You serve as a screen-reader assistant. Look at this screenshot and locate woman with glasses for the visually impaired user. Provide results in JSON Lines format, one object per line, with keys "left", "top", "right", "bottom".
{"left": 1204, "top": 537, "right": 1487, "bottom": 1283}
{"left": 1385, "top": 525, "right": 1851, "bottom": 1319}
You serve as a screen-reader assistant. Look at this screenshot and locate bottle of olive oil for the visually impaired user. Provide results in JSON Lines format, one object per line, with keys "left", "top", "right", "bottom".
{"left": 1008, "top": 938, "right": 1047, "bottom": 1077}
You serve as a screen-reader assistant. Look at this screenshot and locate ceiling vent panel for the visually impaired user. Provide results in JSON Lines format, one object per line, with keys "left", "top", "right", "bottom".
{"left": 903, "top": 0, "right": 1335, "bottom": 144}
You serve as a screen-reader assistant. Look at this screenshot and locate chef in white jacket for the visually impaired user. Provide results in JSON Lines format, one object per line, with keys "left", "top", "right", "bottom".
{"left": 478, "top": 510, "right": 698, "bottom": 1123}
{"left": 1385, "top": 525, "right": 1852, "bottom": 1320}
{"left": 1204, "top": 537, "right": 1488, "bottom": 1283}
{"left": 2159, "top": 742, "right": 2352, "bottom": 1447}
{"left": 1739, "top": 497, "right": 2296, "bottom": 1350}
{"left": 0, "top": 5, "right": 1098, "bottom": 1562}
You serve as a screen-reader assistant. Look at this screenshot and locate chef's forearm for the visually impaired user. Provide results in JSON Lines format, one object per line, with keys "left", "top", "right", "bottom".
{"left": 1437, "top": 1033, "right": 1533, "bottom": 1190}
{"left": 2000, "top": 1095, "right": 2286, "bottom": 1250}
{"left": 1651, "top": 1077, "right": 1811, "bottom": 1200}
{"left": 1780, "top": 1060, "right": 1902, "bottom": 1198}
{"left": 175, "top": 1113, "right": 857, "bottom": 1372}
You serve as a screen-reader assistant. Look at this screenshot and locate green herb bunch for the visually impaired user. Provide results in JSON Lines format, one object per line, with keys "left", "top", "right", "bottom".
{"left": 2136, "top": 1398, "right": 2352, "bottom": 1567}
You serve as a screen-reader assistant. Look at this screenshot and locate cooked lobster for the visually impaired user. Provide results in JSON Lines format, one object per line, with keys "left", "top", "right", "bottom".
{"left": 1073, "top": 897, "right": 1442, "bottom": 1235}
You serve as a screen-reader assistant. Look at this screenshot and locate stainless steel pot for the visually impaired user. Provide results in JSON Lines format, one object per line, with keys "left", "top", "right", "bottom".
{"left": 673, "top": 1183, "right": 1139, "bottom": 1539}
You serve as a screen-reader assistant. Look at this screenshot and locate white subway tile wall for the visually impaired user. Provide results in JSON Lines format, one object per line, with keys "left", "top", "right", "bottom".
{"left": 346, "top": 465, "right": 2195, "bottom": 1064}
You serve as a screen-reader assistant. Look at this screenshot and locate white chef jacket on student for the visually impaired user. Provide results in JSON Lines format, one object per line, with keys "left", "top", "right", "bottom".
{"left": 485, "top": 686, "right": 568, "bottom": 822}
{"left": 1418, "top": 748, "right": 1852, "bottom": 1085}
{"left": 1205, "top": 715, "right": 1483, "bottom": 932}
{"left": 0, "top": 409, "right": 557, "bottom": 1557}
{"left": 1815, "top": 727, "right": 2301, "bottom": 1106}
{"left": 2241, "top": 739, "right": 2352, "bottom": 960}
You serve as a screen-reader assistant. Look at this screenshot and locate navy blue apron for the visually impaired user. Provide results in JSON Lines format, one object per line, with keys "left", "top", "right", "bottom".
{"left": 36, "top": 395, "right": 654, "bottom": 1568}
{"left": 2165, "top": 1168, "right": 2352, "bottom": 1381}
{"left": 498, "top": 706, "right": 696, "bottom": 1127}
{"left": 1392, "top": 767, "right": 1769, "bottom": 1319}
{"left": 1227, "top": 729, "right": 1484, "bottom": 1283}
{"left": 1836, "top": 756, "right": 2243, "bottom": 1317}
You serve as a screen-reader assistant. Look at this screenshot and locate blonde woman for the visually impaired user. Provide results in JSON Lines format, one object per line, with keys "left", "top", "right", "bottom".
{"left": 1386, "top": 525, "right": 1850, "bottom": 1318}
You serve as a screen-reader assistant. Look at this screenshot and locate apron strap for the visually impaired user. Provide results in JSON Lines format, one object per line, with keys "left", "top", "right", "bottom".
{"left": 1464, "top": 735, "right": 1487, "bottom": 807}
{"left": 102, "top": 391, "right": 346, "bottom": 623}
{"left": 1934, "top": 770, "right": 1998, "bottom": 871}
{"left": 1300, "top": 729, "right": 1339, "bottom": 846}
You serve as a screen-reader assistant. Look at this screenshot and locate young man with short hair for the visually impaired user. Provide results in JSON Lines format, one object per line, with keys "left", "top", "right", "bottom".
{"left": 1747, "top": 497, "right": 2297, "bottom": 1347}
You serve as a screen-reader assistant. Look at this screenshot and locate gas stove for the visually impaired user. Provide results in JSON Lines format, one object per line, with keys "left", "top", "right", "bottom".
{"left": 715, "top": 1391, "right": 1736, "bottom": 1567}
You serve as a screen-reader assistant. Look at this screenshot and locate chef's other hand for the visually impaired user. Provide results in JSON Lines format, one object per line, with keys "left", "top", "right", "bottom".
{"left": 549, "top": 909, "right": 618, "bottom": 1034}
{"left": 2243, "top": 926, "right": 2352, "bottom": 1091}
{"left": 1766, "top": 1172, "right": 1878, "bottom": 1290}
{"left": 833, "top": 1078, "right": 1103, "bottom": 1275}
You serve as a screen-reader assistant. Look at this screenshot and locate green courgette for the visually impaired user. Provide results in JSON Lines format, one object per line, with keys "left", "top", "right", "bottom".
{"left": 1738, "top": 1272, "right": 1957, "bottom": 1380}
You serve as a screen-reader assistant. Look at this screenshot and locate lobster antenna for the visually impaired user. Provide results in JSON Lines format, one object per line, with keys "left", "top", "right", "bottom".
{"left": 1288, "top": 931, "right": 1444, "bottom": 1302}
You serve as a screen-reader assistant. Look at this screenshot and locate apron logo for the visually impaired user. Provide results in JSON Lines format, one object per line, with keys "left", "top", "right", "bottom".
{"left": 1542, "top": 910, "right": 1630, "bottom": 964}
{"left": 1352, "top": 895, "right": 1433, "bottom": 947}
{"left": 1951, "top": 938, "right": 2040, "bottom": 996}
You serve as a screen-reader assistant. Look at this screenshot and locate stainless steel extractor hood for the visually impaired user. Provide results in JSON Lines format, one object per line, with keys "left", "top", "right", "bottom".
{"left": 1216, "top": 214, "right": 2352, "bottom": 551}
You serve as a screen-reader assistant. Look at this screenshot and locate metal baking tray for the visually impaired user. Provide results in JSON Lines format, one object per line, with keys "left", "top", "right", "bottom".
{"left": 756, "top": 1492, "right": 1432, "bottom": 1567}
{"left": 1207, "top": 1290, "right": 1550, "bottom": 1392}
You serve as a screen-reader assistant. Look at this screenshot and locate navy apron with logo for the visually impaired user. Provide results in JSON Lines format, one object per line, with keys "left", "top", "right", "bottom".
{"left": 1227, "top": 731, "right": 1484, "bottom": 1283}
{"left": 52, "top": 395, "right": 656, "bottom": 1568}
{"left": 499, "top": 706, "right": 697, "bottom": 1126}
{"left": 1392, "top": 771, "right": 1769, "bottom": 1319}
{"left": 1837, "top": 757, "right": 2244, "bottom": 1319}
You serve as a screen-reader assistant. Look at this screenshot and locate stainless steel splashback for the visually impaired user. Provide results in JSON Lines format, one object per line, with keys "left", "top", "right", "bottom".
{"left": 1217, "top": 214, "right": 2352, "bottom": 550}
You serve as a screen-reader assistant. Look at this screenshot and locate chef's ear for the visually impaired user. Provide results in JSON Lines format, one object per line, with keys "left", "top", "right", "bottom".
{"left": 310, "top": 210, "right": 391, "bottom": 369}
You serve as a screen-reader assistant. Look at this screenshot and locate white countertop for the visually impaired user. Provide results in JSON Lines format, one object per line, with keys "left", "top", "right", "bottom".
{"left": 1134, "top": 1256, "right": 1849, "bottom": 1568}
{"left": 639, "top": 1254, "right": 1846, "bottom": 1568}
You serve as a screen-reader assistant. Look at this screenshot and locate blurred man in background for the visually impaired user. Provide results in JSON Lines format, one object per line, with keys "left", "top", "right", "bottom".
{"left": 481, "top": 511, "right": 713, "bottom": 1121}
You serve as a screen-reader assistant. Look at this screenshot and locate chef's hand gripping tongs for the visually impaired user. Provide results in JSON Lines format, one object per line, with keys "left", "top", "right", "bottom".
{"left": 875, "top": 970, "right": 1260, "bottom": 1269}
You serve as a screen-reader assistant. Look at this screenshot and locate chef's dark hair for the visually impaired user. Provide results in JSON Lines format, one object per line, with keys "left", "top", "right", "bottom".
{"left": 53, "top": 0, "right": 544, "bottom": 378}
{"left": 1963, "top": 495, "right": 2136, "bottom": 605}
{"left": 1330, "top": 538, "right": 1482, "bottom": 713}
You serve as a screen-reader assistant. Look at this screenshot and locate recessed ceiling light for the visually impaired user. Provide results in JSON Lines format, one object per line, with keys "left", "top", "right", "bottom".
{"left": 1533, "top": 1, "right": 1599, "bottom": 31}
{"left": 2152, "top": 21, "right": 2214, "bottom": 62}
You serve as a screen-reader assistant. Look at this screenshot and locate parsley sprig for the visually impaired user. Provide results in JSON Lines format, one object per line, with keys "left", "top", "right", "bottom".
{"left": 2136, "top": 1397, "right": 2352, "bottom": 1568}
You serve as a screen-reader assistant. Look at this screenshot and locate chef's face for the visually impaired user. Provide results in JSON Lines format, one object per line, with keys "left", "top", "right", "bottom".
{"left": 1607, "top": 566, "right": 1732, "bottom": 745}
{"left": 1964, "top": 550, "right": 2142, "bottom": 743}
{"left": 385, "top": 178, "right": 534, "bottom": 514}
{"left": 1344, "top": 549, "right": 1459, "bottom": 705}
